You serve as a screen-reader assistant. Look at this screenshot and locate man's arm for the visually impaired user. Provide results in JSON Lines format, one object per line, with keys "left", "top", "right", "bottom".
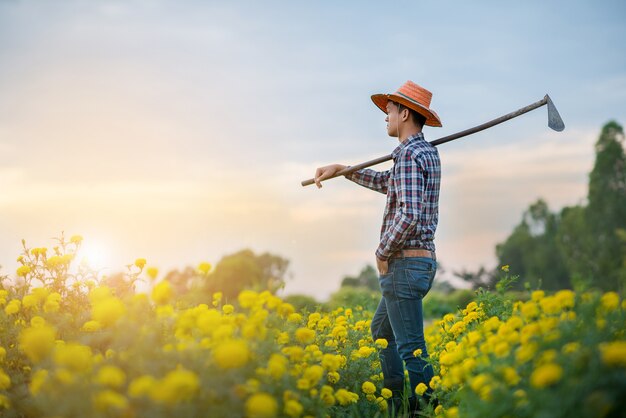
{"left": 345, "top": 168, "right": 391, "bottom": 194}
{"left": 314, "top": 164, "right": 390, "bottom": 194}
{"left": 375, "top": 150, "right": 423, "bottom": 260}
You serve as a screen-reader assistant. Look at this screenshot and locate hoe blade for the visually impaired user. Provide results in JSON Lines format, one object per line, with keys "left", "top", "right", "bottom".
{"left": 546, "top": 94, "right": 565, "bottom": 132}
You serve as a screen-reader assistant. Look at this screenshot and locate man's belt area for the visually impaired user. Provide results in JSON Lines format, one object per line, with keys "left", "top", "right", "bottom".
{"left": 389, "top": 248, "right": 436, "bottom": 260}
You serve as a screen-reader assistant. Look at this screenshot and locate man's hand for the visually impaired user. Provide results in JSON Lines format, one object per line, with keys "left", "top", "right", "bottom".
{"left": 376, "top": 256, "right": 389, "bottom": 275}
{"left": 314, "top": 164, "right": 347, "bottom": 188}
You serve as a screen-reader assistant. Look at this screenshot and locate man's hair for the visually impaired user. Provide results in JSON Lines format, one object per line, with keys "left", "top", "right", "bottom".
{"left": 393, "top": 101, "right": 427, "bottom": 128}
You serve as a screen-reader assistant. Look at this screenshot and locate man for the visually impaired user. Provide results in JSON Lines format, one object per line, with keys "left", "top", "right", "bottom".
{"left": 314, "top": 80, "right": 442, "bottom": 414}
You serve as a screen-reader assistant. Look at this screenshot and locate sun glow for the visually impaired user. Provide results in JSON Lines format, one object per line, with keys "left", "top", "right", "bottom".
{"left": 79, "top": 241, "right": 110, "bottom": 270}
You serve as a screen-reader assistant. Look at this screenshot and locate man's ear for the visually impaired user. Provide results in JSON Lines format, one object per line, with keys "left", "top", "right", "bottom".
{"left": 400, "top": 108, "right": 410, "bottom": 122}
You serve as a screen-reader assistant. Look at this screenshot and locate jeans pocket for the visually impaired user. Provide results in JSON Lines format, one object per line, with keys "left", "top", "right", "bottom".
{"left": 404, "top": 268, "right": 433, "bottom": 299}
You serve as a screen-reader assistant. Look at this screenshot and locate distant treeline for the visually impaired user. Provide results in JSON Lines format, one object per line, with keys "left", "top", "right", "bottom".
{"left": 462, "top": 121, "right": 626, "bottom": 293}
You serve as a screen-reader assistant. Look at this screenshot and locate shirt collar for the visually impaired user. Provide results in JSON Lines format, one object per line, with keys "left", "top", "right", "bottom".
{"left": 391, "top": 132, "right": 425, "bottom": 159}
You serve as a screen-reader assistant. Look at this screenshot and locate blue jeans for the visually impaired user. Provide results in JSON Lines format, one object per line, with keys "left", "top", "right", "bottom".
{"left": 371, "top": 256, "right": 436, "bottom": 403}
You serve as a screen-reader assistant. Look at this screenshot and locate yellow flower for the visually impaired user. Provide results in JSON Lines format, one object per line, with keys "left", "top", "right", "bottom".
{"left": 331, "top": 325, "right": 348, "bottom": 339}
{"left": 562, "top": 342, "right": 580, "bottom": 355}
{"left": 413, "top": 348, "right": 423, "bottom": 357}
{"left": 43, "top": 296, "right": 60, "bottom": 313}
{"left": 530, "top": 363, "right": 563, "bottom": 388}
{"left": 295, "top": 328, "right": 316, "bottom": 344}
{"left": 302, "top": 365, "right": 324, "bottom": 386}
{"left": 381, "top": 388, "right": 392, "bottom": 399}
{"left": 146, "top": 266, "right": 159, "bottom": 281}
{"left": 284, "top": 399, "right": 303, "bottom": 418}
{"left": 554, "top": 289, "right": 575, "bottom": 309}
{"left": 128, "top": 375, "right": 157, "bottom": 398}
{"left": 356, "top": 346, "right": 375, "bottom": 358}
{"left": 415, "top": 382, "right": 428, "bottom": 396}
{"left": 494, "top": 341, "right": 510, "bottom": 358}
{"left": 4, "top": 300, "right": 20, "bottom": 315}
{"left": 213, "top": 339, "right": 250, "bottom": 369}
{"left": 46, "top": 255, "right": 71, "bottom": 269}
{"left": 92, "top": 297, "right": 126, "bottom": 327}
{"left": 29, "top": 369, "right": 48, "bottom": 395}
{"left": 287, "top": 313, "right": 303, "bottom": 323}
{"left": 82, "top": 320, "right": 102, "bottom": 332}
{"left": 54, "top": 343, "right": 93, "bottom": 373}
{"left": 469, "top": 374, "right": 489, "bottom": 393}
{"left": 335, "top": 389, "right": 359, "bottom": 406}
{"left": 278, "top": 303, "right": 295, "bottom": 317}
{"left": 212, "top": 291, "right": 223, "bottom": 307}
{"left": 69, "top": 234, "right": 83, "bottom": 244}
{"left": 327, "top": 371, "right": 340, "bottom": 383}
{"left": 375, "top": 338, "right": 388, "bottom": 349}
{"left": 539, "top": 296, "right": 560, "bottom": 315}
{"left": 449, "top": 321, "right": 466, "bottom": 337}
{"left": 96, "top": 365, "right": 126, "bottom": 388}
{"left": 150, "top": 367, "right": 199, "bottom": 405}
{"left": 16, "top": 265, "right": 31, "bottom": 277}
{"left": 502, "top": 366, "right": 521, "bottom": 386}
{"left": 267, "top": 354, "right": 288, "bottom": 379}
{"left": 322, "top": 354, "right": 342, "bottom": 372}
{"left": 19, "top": 324, "right": 56, "bottom": 363}
{"left": 0, "top": 394, "right": 9, "bottom": 409}
{"left": 320, "top": 385, "right": 336, "bottom": 406}
{"left": 531, "top": 290, "right": 545, "bottom": 301}
{"left": 361, "top": 381, "right": 376, "bottom": 394}
{"left": 521, "top": 301, "right": 540, "bottom": 319}
{"left": 21, "top": 294, "right": 38, "bottom": 309}
{"left": 239, "top": 290, "right": 259, "bottom": 308}
{"left": 134, "top": 258, "right": 147, "bottom": 269}
{"left": 0, "top": 369, "right": 11, "bottom": 390}
{"left": 501, "top": 265, "right": 510, "bottom": 272}
{"left": 600, "top": 292, "right": 620, "bottom": 310}
{"left": 93, "top": 389, "right": 128, "bottom": 411}
{"left": 198, "top": 262, "right": 212, "bottom": 275}
{"left": 245, "top": 392, "right": 278, "bottom": 418}
{"left": 89, "top": 286, "right": 112, "bottom": 303}
{"left": 446, "top": 406, "right": 459, "bottom": 418}
{"left": 599, "top": 341, "right": 626, "bottom": 367}
{"left": 276, "top": 332, "right": 290, "bottom": 345}
{"left": 151, "top": 281, "right": 173, "bottom": 305}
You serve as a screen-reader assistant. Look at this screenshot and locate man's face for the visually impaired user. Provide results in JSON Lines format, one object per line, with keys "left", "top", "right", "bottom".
{"left": 385, "top": 101, "right": 400, "bottom": 138}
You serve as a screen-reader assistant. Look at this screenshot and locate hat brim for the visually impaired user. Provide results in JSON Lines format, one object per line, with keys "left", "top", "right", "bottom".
{"left": 371, "top": 93, "right": 442, "bottom": 127}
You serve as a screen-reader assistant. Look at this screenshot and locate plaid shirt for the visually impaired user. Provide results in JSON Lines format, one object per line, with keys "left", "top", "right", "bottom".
{"left": 347, "top": 132, "right": 441, "bottom": 261}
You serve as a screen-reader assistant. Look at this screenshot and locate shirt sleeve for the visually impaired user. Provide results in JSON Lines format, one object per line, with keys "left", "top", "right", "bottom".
{"left": 345, "top": 168, "right": 391, "bottom": 194}
{"left": 375, "top": 150, "right": 423, "bottom": 260}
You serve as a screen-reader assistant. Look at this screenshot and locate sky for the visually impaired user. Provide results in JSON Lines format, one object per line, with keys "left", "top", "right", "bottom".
{"left": 1, "top": 0, "right": 625, "bottom": 300}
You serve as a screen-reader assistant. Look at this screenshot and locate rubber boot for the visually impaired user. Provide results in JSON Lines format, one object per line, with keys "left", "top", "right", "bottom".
{"left": 384, "top": 377, "right": 406, "bottom": 417}
{"left": 409, "top": 392, "right": 438, "bottom": 417}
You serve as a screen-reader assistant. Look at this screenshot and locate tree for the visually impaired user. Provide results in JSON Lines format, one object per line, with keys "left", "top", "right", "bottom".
{"left": 557, "top": 205, "right": 595, "bottom": 289}
{"left": 585, "top": 121, "right": 626, "bottom": 292}
{"left": 495, "top": 199, "right": 570, "bottom": 290}
{"left": 453, "top": 266, "right": 494, "bottom": 291}
{"left": 203, "top": 249, "right": 290, "bottom": 299}
{"left": 497, "top": 121, "right": 626, "bottom": 293}
{"left": 340, "top": 265, "right": 379, "bottom": 291}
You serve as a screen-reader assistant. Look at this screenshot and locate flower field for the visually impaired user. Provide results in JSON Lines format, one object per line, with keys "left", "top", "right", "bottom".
{"left": 1, "top": 237, "right": 625, "bottom": 418}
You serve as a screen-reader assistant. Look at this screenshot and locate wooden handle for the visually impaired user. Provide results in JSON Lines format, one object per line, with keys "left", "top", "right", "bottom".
{"left": 301, "top": 96, "right": 550, "bottom": 187}
{"left": 301, "top": 154, "right": 393, "bottom": 187}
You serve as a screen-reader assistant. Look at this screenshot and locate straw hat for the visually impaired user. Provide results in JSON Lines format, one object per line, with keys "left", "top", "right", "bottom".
{"left": 371, "top": 80, "right": 442, "bottom": 127}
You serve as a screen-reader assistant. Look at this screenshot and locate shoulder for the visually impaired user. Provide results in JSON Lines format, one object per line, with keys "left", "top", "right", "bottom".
{"left": 402, "top": 139, "right": 439, "bottom": 162}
